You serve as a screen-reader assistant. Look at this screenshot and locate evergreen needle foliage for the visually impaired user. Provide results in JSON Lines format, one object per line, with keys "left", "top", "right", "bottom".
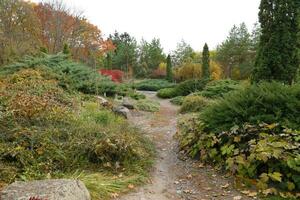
{"left": 202, "top": 43, "right": 210, "bottom": 79}
{"left": 166, "top": 54, "right": 173, "bottom": 82}
{"left": 252, "top": 0, "right": 300, "bottom": 84}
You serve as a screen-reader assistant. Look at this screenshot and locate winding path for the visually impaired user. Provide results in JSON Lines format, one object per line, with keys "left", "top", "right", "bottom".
{"left": 118, "top": 91, "right": 253, "bottom": 200}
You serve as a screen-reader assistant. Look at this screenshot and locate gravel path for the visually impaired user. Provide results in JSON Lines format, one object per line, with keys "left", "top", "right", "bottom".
{"left": 118, "top": 91, "right": 254, "bottom": 200}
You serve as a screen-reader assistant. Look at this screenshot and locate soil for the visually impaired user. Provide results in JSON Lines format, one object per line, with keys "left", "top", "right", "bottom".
{"left": 118, "top": 91, "right": 255, "bottom": 200}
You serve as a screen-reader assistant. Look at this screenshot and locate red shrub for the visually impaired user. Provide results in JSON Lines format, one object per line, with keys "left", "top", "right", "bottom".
{"left": 99, "top": 69, "right": 124, "bottom": 83}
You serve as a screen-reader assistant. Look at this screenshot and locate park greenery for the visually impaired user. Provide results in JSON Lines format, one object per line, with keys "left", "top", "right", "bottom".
{"left": 0, "top": 0, "right": 300, "bottom": 199}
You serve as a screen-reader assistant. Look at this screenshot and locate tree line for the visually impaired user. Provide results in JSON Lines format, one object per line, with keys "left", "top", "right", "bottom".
{"left": 1, "top": 0, "right": 299, "bottom": 84}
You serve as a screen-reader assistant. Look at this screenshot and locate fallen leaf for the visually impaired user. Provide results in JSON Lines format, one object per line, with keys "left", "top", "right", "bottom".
{"left": 221, "top": 183, "right": 230, "bottom": 188}
{"left": 187, "top": 174, "right": 193, "bottom": 179}
{"left": 110, "top": 193, "right": 119, "bottom": 198}
{"left": 198, "top": 163, "right": 204, "bottom": 168}
{"left": 247, "top": 192, "right": 257, "bottom": 197}
{"left": 128, "top": 184, "right": 135, "bottom": 189}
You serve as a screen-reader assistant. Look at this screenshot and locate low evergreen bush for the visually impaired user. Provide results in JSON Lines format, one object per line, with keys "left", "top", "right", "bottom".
{"left": 135, "top": 79, "right": 175, "bottom": 91}
{"left": 157, "top": 88, "right": 178, "bottom": 98}
{"left": 157, "top": 79, "right": 208, "bottom": 99}
{"left": 136, "top": 99, "right": 160, "bottom": 112}
{"left": 201, "top": 82, "right": 300, "bottom": 132}
{"left": 198, "top": 79, "right": 242, "bottom": 99}
{"left": 176, "top": 79, "right": 208, "bottom": 96}
{"left": 0, "top": 53, "right": 116, "bottom": 95}
{"left": 180, "top": 96, "right": 209, "bottom": 113}
{"left": 170, "top": 96, "right": 184, "bottom": 105}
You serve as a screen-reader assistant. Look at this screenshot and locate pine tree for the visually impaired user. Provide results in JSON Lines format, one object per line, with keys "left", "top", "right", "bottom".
{"left": 202, "top": 43, "right": 210, "bottom": 79}
{"left": 166, "top": 54, "right": 173, "bottom": 81}
{"left": 252, "top": 0, "right": 299, "bottom": 84}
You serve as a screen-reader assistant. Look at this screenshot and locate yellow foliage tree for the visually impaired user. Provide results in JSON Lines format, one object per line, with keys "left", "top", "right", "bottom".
{"left": 173, "top": 59, "right": 201, "bottom": 81}
{"left": 210, "top": 61, "right": 223, "bottom": 80}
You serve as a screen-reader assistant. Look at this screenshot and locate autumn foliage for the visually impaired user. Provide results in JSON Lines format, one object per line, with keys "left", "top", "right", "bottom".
{"left": 100, "top": 69, "right": 124, "bottom": 83}
{"left": 0, "top": 0, "right": 114, "bottom": 66}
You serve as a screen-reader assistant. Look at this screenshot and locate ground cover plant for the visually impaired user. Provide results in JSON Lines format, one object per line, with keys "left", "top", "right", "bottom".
{"left": 176, "top": 82, "right": 300, "bottom": 198}
{"left": 0, "top": 53, "right": 117, "bottom": 95}
{"left": 157, "top": 79, "right": 209, "bottom": 99}
{"left": 196, "top": 79, "right": 242, "bottom": 99}
{"left": 136, "top": 99, "right": 160, "bottom": 112}
{"left": 201, "top": 82, "right": 300, "bottom": 132}
{"left": 0, "top": 69, "right": 154, "bottom": 199}
{"left": 170, "top": 96, "right": 184, "bottom": 105}
{"left": 179, "top": 96, "right": 210, "bottom": 113}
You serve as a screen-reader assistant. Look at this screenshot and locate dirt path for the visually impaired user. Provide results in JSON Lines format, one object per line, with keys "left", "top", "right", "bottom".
{"left": 118, "top": 91, "right": 253, "bottom": 200}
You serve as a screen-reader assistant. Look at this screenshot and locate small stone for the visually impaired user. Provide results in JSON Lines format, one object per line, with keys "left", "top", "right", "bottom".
{"left": 233, "top": 196, "right": 242, "bottom": 200}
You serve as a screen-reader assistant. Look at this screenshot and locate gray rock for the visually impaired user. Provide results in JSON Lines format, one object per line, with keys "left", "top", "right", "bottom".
{"left": 0, "top": 179, "right": 90, "bottom": 200}
{"left": 113, "top": 106, "right": 130, "bottom": 118}
{"left": 122, "top": 98, "right": 135, "bottom": 110}
{"left": 96, "top": 96, "right": 109, "bottom": 107}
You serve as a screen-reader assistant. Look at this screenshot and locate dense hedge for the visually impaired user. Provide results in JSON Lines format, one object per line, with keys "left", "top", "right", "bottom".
{"left": 201, "top": 82, "right": 300, "bottom": 132}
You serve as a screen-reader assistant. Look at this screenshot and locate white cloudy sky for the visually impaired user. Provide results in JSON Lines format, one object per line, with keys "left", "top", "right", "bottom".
{"left": 31, "top": 0, "right": 261, "bottom": 52}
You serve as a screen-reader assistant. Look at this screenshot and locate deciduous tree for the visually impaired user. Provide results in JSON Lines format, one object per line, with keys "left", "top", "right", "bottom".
{"left": 0, "top": 0, "right": 41, "bottom": 65}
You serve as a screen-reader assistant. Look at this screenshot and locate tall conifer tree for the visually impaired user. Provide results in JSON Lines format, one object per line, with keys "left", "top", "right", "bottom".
{"left": 202, "top": 43, "right": 210, "bottom": 79}
{"left": 166, "top": 54, "right": 173, "bottom": 81}
{"left": 252, "top": 0, "right": 299, "bottom": 84}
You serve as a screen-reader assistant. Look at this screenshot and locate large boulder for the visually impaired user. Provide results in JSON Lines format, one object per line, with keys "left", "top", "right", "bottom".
{"left": 0, "top": 179, "right": 90, "bottom": 200}
{"left": 113, "top": 106, "right": 130, "bottom": 119}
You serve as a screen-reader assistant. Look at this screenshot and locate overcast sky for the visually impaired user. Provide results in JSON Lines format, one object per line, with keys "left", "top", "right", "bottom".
{"left": 31, "top": 0, "right": 261, "bottom": 53}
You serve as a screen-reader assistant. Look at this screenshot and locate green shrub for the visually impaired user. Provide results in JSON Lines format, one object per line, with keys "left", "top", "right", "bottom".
{"left": 198, "top": 79, "right": 242, "bottom": 99}
{"left": 157, "top": 88, "right": 178, "bottom": 98}
{"left": 0, "top": 69, "right": 154, "bottom": 184}
{"left": 157, "top": 79, "right": 208, "bottom": 99}
{"left": 201, "top": 82, "right": 300, "bottom": 132}
{"left": 180, "top": 96, "right": 209, "bottom": 113}
{"left": 176, "top": 120, "right": 300, "bottom": 196}
{"left": 135, "top": 79, "right": 175, "bottom": 91}
{"left": 176, "top": 79, "right": 208, "bottom": 96}
{"left": 136, "top": 99, "right": 160, "bottom": 112}
{"left": 170, "top": 96, "right": 184, "bottom": 105}
{"left": 115, "top": 83, "right": 145, "bottom": 100}
{"left": 0, "top": 53, "right": 116, "bottom": 95}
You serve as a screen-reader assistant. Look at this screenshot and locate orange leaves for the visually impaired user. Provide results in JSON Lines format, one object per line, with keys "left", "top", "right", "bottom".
{"left": 33, "top": 2, "right": 107, "bottom": 64}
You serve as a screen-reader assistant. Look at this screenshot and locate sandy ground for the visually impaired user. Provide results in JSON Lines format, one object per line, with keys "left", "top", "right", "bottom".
{"left": 118, "top": 91, "right": 254, "bottom": 200}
